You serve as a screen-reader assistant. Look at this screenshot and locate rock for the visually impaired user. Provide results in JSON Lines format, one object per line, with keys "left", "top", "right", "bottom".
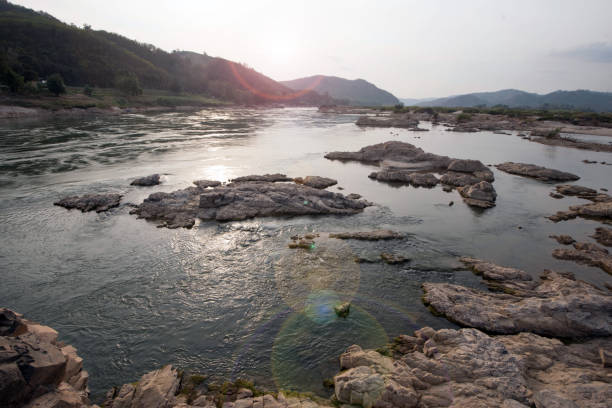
{"left": 235, "top": 388, "right": 253, "bottom": 400}
{"left": 193, "top": 180, "right": 222, "bottom": 189}
{"left": 54, "top": 193, "right": 122, "bottom": 213}
{"left": 0, "top": 308, "right": 90, "bottom": 407}
{"left": 556, "top": 184, "right": 597, "bottom": 197}
{"left": 495, "top": 162, "right": 580, "bottom": 182}
{"left": 592, "top": 227, "right": 612, "bottom": 246}
{"left": 442, "top": 185, "right": 453, "bottom": 192}
{"left": 548, "top": 200, "right": 612, "bottom": 223}
{"left": 294, "top": 176, "right": 338, "bottom": 189}
{"left": 448, "top": 201, "right": 454, "bottom": 206}
{"left": 329, "top": 230, "right": 403, "bottom": 241}
{"left": 369, "top": 170, "right": 440, "bottom": 187}
{"left": 131, "top": 179, "right": 369, "bottom": 228}
{"left": 549, "top": 234, "right": 576, "bottom": 245}
{"left": 334, "top": 302, "right": 350, "bottom": 318}
{"left": 356, "top": 114, "right": 419, "bottom": 128}
{"left": 440, "top": 171, "right": 483, "bottom": 187}
{"left": 130, "top": 174, "right": 161, "bottom": 186}
{"left": 549, "top": 192, "right": 565, "bottom": 199}
{"left": 380, "top": 253, "right": 410, "bottom": 264}
{"left": 447, "top": 159, "right": 489, "bottom": 174}
{"left": 231, "top": 174, "right": 292, "bottom": 183}
{"left": 346, "top": 193, "right": 361, "bottom": 199}
{"left": 422, "top": 258, "right": 612, "bottom": 338}
{"left": 457, "top": 181, "right": 497, "bottom": 208}
{"left": 552, "top": 242, "right": 612, "bottom": 274}
{"left": 104, "top": 365, "right": 180, "bottom": 408}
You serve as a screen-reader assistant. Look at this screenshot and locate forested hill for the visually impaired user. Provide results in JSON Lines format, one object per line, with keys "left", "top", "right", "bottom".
{"left": 281, "top": 75, "right": 400, "bottom": 106}
{"left": 0, "top": 1, "right": 332, "bottom": 105}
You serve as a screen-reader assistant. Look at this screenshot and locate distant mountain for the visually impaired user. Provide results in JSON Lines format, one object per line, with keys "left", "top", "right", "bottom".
{"left": 0, "top": 1, "right": 332, "bottom": 105}
{"left": 399, "top": 97, "right": 436, "bottom": 105}
{"left": 281, "top": 75, "right": 399, "bottom": 106}
{"left": 416, "top": 89, "right": 612, "bottom": 112}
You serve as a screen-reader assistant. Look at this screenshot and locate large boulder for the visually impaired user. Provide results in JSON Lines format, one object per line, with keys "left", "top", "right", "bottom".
{"left": 422, "top": 258, "right": 612, "bottom": 338}
{"left": 457, "top": 181, "right": 497, "bottom": 208}
{"left": 104, "top": 365, "right": 180, "bottom": 408}
{"left": 0, "top": 308, "right": 90, "bottom": 407}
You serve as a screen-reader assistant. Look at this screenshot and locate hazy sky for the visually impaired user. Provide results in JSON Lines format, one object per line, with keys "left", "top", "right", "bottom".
{"left": 14, "top": 0, "right": 612, "bottom": 98}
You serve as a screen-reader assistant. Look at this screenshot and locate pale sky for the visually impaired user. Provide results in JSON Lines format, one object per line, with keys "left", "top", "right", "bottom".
{"left": 14, "top": 0, "right": 612, "bottom": 98}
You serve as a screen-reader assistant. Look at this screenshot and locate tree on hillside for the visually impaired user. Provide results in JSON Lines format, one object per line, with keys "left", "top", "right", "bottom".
{"left": 47, "top": 73, "right": 66, "bottom": 96}
{"left": 116, "top": 72, "right": 142, "bottom": 96}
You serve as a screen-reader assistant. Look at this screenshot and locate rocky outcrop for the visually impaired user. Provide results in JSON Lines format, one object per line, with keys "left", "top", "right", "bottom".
{"left": 230, "top": 174, "right": 292, "bottom": 183}
{"left": 325, "top": 141, "right": 452, "bottom": 168}
{"left": 592, "top": 227, "right": 612, "bottom": 246}
{"left": 131, "top": 178, "right": 369, "bottom": 228}
{"left": 54, "top": 193, "right": 122, "bottom": 213}
{"left": 422, "top": 257, "right": 612, "bottom": 337}
{"left": 0, "top": 308, "right": 90, "bottom": 407}
{"left": 549, "top": 234, "right": 575, "bottom": 245}
{"left": 548, "top": 200, "right": 612, "bottom": 223}
{"left": 495, "top": 162, "right": 580, "bottom": 182}
{"left": 334, "top": 327, "right": 612, "bottom": 408}
{"left": 555, "top": 184, "right": 597, "bottom": 197}
{"left": 293, "top": 176, "right": 337, "bottom": 189}
{"left": 356, "top": 114, "right": 422, "bottom": 129}
{"left": 192, "top": 180, "right": 222, "bottom": 189}
{"left": 130, "top": 174, "right": 161, "bottom": 186}
{"left": 104, "top": 365, "right": 180, "bottom": 408}
{"left": 368, "top": 170, "right": 439, "bottom": 187}
{"left": 329, "top": 230, "right": 403, "bottom": 241}
{"left": 457, "top": 181, "right": 497, "bottom": 208}
{"left": 553, "top": 242, "right": 612, "bottom": 274}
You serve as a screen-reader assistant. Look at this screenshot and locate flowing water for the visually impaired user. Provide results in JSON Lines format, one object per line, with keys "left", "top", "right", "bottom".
{"left": 0, "top": 108, "right": 611, "bottom": 400}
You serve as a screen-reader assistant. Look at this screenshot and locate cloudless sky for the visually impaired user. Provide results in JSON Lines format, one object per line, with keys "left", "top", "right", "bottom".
{"left": 13, "top": 0, "right": 612, "bottom": 98}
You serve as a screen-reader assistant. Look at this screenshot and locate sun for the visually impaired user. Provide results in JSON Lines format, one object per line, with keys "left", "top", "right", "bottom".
{"left": 264, "top": 37, "right": 297, "bottom": 65}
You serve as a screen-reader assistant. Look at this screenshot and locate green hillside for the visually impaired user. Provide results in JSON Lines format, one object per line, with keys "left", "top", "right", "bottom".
{"left": 0, "top": 0, "right": 331, "bottom": 105}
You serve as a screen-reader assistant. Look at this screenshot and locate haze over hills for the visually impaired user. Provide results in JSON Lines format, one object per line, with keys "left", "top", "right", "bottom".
{"left": 0, "top": 1, "right": 332, "bottom": 105}
{"left": 281, "top": 75, "right": 399, "bottom": 106}
{"left": 412, "top": 89, "right": 612, "bottom": 112}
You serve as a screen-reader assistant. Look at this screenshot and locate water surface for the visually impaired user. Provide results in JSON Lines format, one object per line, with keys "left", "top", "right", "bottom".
{"left": 1, "top": 108, "right": 610, "bottom": 400}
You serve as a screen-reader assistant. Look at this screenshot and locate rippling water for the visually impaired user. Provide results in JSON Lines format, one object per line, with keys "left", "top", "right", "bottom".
{"left": 0, "top": 108, "right": 611, "bottom": 400}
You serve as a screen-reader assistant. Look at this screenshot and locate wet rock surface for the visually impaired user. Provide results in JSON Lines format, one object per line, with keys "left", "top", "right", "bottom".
{"left": 131, "top": 177, "right": 370, "bottom": 228}
{"left": 549, "top": 234, "right": 575, "bottom": 245}
{"left": 423, "top": 257, "right": 612, "bottom": 338}
{"left": 553, "top": 242, "right": 612, "bottom": 274}
{"left": 334, "top": 327, "right": 612, "bottom": 408}
{"left": 457, "top": 181, "right": 497, "bottom": 208}
{"left": 592, "top": 227, "right": 612, "bottom": 246}
{"left": 130, "top": 173, "right": 161, "bottom": 186}
{"left": 548, "top": 199, "right": 612, "bottom": 223}
{"left": 329, "top": 229, "right": 403, "bottom": 241}
{"left": 0, "top": 308, "right": 90, "bottom": 408}
{"left": 495, "top": 162, "right": 580, "bottom": 182}
{"left": 54, "top": 193, "right": 122, "bottom": 213}
{"left": 293, "top": 176, "right": 337, "bottom": 189}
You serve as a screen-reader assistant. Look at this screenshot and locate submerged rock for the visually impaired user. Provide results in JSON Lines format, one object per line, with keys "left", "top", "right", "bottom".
{"left": 54, "top": 193, "right": 122, "bottom": 213}
{"left": 380, "top": 252, "right": 410, "bottom": 264}
{"left": 423, "top": 257, "right": 612, "bottom": 338}
{"left": 294, "top": 176, "right": 338, "bottom": 189}
{"left": 553, "top": 242, "right": 612, "bottom": 274}
{"left": 329, "top": 229, "right": 403, "bottom": 241}
{"left": 495, "top": 162, "right": 580, "bottom": 182}
{"left": 130, "top": 173, "right": 161, "bottom": 186}
{"left": 334, "top": 327, "right": 612, "bottom": 408}
{"left": 132, "top": 178, "right": 369, "bottom": 228}
{"left": 592, "top": 227, "right": 612, "bottom": 246}
{"left": 549, "top": 234, "right": 576, "bottom": 245}
{"left": 334, "top": 302, "right": 351, "bottom": 318}
{"left": 457, "top": 181, "right": 497, "bottom": 208}
{"left": 0, "top": 308, "right": 90, "bottom": 407}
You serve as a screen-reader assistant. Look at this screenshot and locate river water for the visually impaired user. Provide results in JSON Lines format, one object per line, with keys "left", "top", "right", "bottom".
{"left": 0, "top": 108, "right": 611, "bottom": 400}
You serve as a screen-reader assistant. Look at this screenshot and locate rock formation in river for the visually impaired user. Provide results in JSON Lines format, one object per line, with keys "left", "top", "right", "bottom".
{"left": 495, "top": 162, "right": 580, "bottom": 182}
{"left": 130, "top": 174, "right": 161, "bottom": 186}
{"left": 54, "top": 193, "right": 122, "bottom": 213}
{"left": 293, "top": 176, "right": 338, "bottom": 189}
{"left": 325, "top": 141, "right": 497, "bottom": 208}
{"left": 422, "top": 257, "right": 612, "bottom": 338}
{"left": 0, "top": 308, "right": 91, "bottom": 407}
{"left": 548, "top": 198, "right": 612, "bottom": 223}
{"left": 334, "top": 326, "right": 612, "bottom": 408}
{"left": 131, "top": 176, "right": 370, "bottom": 228}
{"left": 457, "top": 181, "right": 497, "bottom": 208}
{"left": 553, "top": 242, "right": 612, "bottom": 274}
{"left": 592, "top": 227, "right": 612, "bottom": 247}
